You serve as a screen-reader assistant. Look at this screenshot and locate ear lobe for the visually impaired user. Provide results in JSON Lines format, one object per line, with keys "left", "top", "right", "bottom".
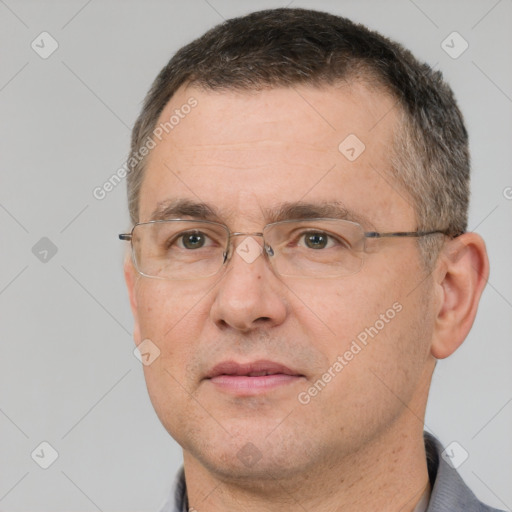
{"left": 124, "top": 255, "right": 142, "bottom": 345}
{"left": 430, "top": 233, "right": 489, "bottom": 359}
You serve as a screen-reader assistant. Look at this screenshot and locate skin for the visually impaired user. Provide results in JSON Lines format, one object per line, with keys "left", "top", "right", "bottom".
{"left": 124, "top": 82, "right": 489, "bottom": 511}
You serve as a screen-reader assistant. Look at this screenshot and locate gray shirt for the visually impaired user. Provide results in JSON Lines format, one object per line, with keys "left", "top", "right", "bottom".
{"left": 159, "top": 432, "right": 505, "bottom": 511}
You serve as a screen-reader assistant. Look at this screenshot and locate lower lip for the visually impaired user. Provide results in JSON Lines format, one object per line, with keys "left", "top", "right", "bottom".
{"left": 208, "top": 374, "right": 302, "bottom": 394}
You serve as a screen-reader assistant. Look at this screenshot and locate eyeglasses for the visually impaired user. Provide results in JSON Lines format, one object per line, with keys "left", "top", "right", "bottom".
{"left": 119, "top": 218, "right": 453, "bottom": 280}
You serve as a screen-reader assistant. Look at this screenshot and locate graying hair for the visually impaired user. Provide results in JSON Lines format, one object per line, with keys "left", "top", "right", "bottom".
{"left": 126, "top": 8, "right": 469, "bottom": 271}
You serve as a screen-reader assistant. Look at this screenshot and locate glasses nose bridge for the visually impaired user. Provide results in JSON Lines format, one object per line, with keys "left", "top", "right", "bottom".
{"left": 230, "top": 231, "right": 264, "bottom": 239}
{"left": 228, "top": 231, "right": 266, "bottom": 250}
{"left": 225, "top": 230, "right": 273, "bottom": 263}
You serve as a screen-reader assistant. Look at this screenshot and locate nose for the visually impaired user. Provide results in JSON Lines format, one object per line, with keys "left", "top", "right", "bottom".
{"left": 209, "top": 234, "right": 288, "bottom": 333}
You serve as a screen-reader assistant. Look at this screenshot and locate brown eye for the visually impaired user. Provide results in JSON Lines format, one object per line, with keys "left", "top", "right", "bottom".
{"left": 303, "top": 232, "right": 329, "bottom": 249}
{"left": 178, "top": 231, "right": 207, "bottom": 250}
{"left": 298, "top": 231, "right": 348, "bottom": 250}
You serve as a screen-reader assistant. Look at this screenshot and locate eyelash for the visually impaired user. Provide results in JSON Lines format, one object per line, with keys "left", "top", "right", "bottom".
{"left": 168, "top": 230, "right": 349, "bottom": 251}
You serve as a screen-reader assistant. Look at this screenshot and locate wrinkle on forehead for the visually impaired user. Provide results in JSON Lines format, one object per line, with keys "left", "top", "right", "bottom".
{"left": 168, "top": 148, "right": 338, "bottom": 175}
{"left": 139, "top": 83, "right": 414, "bottom": 231}
{"left": 154, "top": 82, "right": 397, "bottom": 147}
{"left": 172, "top": 140, "right": 334, "bottom": 151}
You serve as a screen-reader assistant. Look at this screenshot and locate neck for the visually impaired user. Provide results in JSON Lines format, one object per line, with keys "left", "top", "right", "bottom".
{"left": 183, "top": 421, "right": 431, "bottom": 512}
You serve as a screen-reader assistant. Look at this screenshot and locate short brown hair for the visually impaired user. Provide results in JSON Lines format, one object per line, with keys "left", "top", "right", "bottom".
{"left": 126, "top": 7, "right": 469, "bottom": 270}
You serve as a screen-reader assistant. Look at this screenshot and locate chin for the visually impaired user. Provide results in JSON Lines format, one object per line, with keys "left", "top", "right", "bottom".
{"left": 181, "top": 421, "right": 322, "bottom": 484}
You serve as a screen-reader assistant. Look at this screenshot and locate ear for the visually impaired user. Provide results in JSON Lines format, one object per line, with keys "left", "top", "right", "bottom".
{"left": 124, "top": 254, "right": 142, "bottom": 346}
{"left": 430, "top": 232, "right": 489, "bottom": 359}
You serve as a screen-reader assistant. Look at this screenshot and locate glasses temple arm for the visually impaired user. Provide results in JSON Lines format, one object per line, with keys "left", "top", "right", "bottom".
{"left": 364, "top": 229, "right": 457, "bottom": 239}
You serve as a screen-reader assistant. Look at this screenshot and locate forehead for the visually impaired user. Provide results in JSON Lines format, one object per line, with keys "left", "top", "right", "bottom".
{"left": 154, "top": 81, "right": 396, "bottom": 149}
{"left": 139, "top": 82, "right": 414, "bottom": 229}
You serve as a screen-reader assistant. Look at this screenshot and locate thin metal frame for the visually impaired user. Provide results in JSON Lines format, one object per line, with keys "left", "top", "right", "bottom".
{"left": 119, "top": 218, "right": 459, "bottom": 279}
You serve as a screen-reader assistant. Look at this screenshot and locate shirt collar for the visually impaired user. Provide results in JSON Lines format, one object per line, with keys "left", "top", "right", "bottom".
{"left": 161, "top": 432, "right": 499, "bottom": 512}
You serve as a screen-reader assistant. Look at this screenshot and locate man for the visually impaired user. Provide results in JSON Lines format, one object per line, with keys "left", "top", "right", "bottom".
{"left": 120, "top": 8, "right": 501, "bottom": 512}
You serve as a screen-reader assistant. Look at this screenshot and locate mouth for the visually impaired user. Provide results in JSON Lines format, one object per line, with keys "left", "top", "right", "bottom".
{"left": 205, "top": 360, "right": 305, "bottom": 395}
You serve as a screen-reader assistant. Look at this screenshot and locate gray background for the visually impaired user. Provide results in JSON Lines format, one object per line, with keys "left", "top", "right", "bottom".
{"left": 0, "top": 0, "right": 511, "bottom": 510}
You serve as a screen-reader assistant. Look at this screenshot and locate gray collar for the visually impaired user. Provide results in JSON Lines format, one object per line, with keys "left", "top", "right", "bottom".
{"left": 159, "top": 432, "right": 504, "bottom": 512}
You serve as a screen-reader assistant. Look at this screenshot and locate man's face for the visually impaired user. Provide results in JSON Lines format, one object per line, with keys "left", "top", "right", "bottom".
{"left": 125, "top": 83, "right": 437, "bottom": 480}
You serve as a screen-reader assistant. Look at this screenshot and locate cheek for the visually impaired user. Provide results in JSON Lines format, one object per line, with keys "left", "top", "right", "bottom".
{"left": 302, "top": 255, "right": 432, "bottom": 388}
{"left": 307, "top": 296, "right": 431, "bottom": 437}
{"left": 288, "top": 274, "right": 399, "bottom": 350}
{"left": 135, "top": 280, "right": 205, "bottom": 339}
{"left": 135, "top": 280, "right": 211, "bottom": 392}
{"left": 135, "top": 281, "right": 209, "bottom": 436}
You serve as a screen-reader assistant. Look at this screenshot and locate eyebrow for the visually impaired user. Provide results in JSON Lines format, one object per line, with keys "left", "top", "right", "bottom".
{"left": 150, "top": 198, "right": 377, "bottom": 230}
